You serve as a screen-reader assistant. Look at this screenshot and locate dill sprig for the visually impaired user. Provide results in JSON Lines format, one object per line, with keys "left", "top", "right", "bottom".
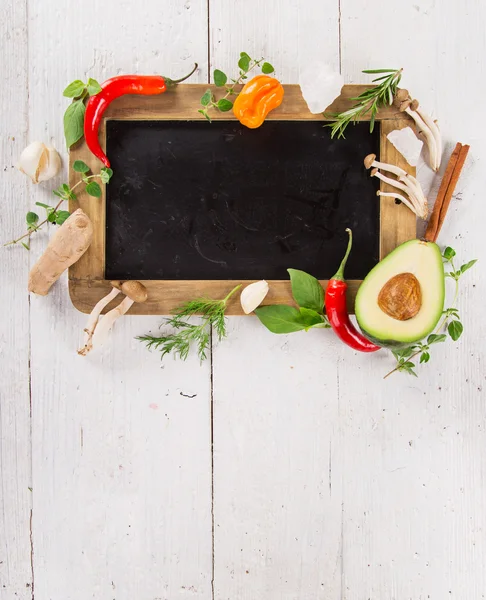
{"left": 326, "top": 68, "right": 402, "bottom": 139}
{"left": 137, "top": 285, "right": 241, "bottom": 361}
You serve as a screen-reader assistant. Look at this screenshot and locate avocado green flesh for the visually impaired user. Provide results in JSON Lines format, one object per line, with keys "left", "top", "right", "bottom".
{"left": 355, "top": 239, "right": 445, "bottom": 347}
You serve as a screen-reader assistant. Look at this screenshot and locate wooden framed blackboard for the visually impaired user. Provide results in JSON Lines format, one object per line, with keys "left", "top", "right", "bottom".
{"left": 69, "top": 85, "right": 416, "bottom": 315}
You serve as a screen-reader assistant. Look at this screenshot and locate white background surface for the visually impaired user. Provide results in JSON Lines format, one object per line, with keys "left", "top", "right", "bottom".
{"left": 1, "top": 1, "right": 485, "bottom": 599}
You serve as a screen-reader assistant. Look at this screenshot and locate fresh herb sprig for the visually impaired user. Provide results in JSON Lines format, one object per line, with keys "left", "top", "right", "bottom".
{"left": 384, "top": 246, "right": 477, "bottom": 378}
{"left": 255, "top": 269, "right": 331, "bottom": 333}
{"left": 326, "top": 68, "right": 402, "bottom": 138}
{"left": 63, "top": 78, "right": 102, "bottom": 148}
{"left": 199, "top": 52, "right": 274, "bottom": 121}
{"left": 138, "top": 285, "right": 241, "bottom": 361}
{"left": 4, "top": 161, "right": 112, "bottom": 249}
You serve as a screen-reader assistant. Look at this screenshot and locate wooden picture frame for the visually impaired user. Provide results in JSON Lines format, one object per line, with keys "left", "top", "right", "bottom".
{"left": 69, "top": 84, "right": 416, "bottom": 315}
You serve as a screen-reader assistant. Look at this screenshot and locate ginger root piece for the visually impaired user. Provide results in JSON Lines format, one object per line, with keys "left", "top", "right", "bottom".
{"left": 28, "top": 209, "right": 93, "bottom": 295}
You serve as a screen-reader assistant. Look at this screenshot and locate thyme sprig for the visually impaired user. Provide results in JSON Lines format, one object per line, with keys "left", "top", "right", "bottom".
{"left": 384, "top": 246, "right": 477, "bottom": 378}
{"left": 326, "top": 68, "right": 402, "bottom": 138}
{"left": 138, "top": 285, "right": 241, "bottom": 362}
{"left": 199, "top": 52, "right": 274, "bottom": 121}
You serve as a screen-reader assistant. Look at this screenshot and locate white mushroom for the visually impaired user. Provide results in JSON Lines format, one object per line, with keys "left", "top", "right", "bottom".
{"left": 78, "top": 282, "right": 121, "bottom": 356}
{"left": 415, "top": 106, "right": 442, "bottom": 170}
{"left": 79, "top": 281, "right": 148, "bottom": 355}
{"left": 376, "top": 190, "right": 427, "bottom": 219}
{"left": 397, "top": 96, "right": 438, "bottom": 172}
{"left": 364, "top": 153, "right": 407, "bottom": 178}
{"left": 370, "top": 168, "right": 427, "bottom": 219}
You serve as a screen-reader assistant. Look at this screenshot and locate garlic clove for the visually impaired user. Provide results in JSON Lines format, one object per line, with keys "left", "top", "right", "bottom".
{"left": 17, "top": 141, "right": 61, "bottom": 184}
{"left": 240, "top": 280, "right": 269, "bottom": 314}
{"left": 387, "top": 127, "right": 423, "bottom": 167}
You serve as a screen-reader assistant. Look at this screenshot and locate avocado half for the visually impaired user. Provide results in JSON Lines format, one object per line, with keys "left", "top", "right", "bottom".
{"left": 355, "top": 239, "right": 445, "bottom": 348}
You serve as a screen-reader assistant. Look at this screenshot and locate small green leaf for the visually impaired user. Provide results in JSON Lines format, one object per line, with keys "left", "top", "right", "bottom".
{"left": 362, "top": 69, "right": 397, "bottom": 74}
{"left": 85, "top": 181, "right": 102, "bottom": 198}
{"left": 420, "top": 352, "right": 430, "bottom": 364}
{"left": 261, "top": 62, "right": 274, "bottom": 74}
{"left": 238, "top": 55, "right": 250, "bottom": 71}
{"left": 73, "top": 160, "right": 90, "bottom": 173}
{"left": 448, "top": 320, "right": 463, "bottom": 341}
{"left": 62, "top": 183, "right": 71, "bottom": 193}
{"left": 213, "top": 69, "right": 228, "bottom": 87}
{"left": 35, "top": 201, "right": 50, "bottom": 209}
{"left": 100, "top": 167, "right": 113, "bottom": 183}
{"left": 63, "top": 80, "right": 86, "bottom": 98}
{"left": 401, "top": 361, "right": 418, "bottom": 377}
{"left": 240, "top": 51, "right": 251, "bottom": 60}
{"left": 255, "top": 305, "right": 310, "bottom": 334}
{"left": 298, "top": 307, "right": 325, "bottom": 330}
{"left": 460, "top": 259, "right": 478, "bottom": 274}
{"left": 26, "top": 211, "right": 39, "bottom": 225}
{"left": 427, "top": 333, "right": 447, "bottom": 345}
{"left": 86, "top": 78, "right": 102, "bottom": 96}
{"left": 287, "top": 268, "right": 324, "bottom": 313}
{"left": 443, "top": 246, "right": 456, "bottom": 260}
{"left": 198, "top": 109, "right": 212, "bottom": 122}
{"left": 64, "top": 99, "right": 86, "bottom": 148}
{"left": 47, "top": 211, "right": 56, "bottom": 223}
{"left": 200, "top": 89, "right": 213, "bottom": 107}
{"left": 55, "top": 210, "right": 71, "bottom": 225}
{"left": 395, "top": 346, "right": 415, "bottom": 358}
{"left": 217, "top": 98, "right": 233, "bottom": 112}
{"left": 21, "top": 241, "right": 30, "bottom": 251}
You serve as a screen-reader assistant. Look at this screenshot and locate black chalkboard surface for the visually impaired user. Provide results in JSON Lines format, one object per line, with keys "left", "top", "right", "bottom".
{"left": 105, "top": 120, "right": 380, "bottom": 281}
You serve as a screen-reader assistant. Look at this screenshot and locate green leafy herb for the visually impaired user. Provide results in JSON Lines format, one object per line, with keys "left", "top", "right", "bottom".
{"left": 85, "top": 181, "right": 102, "bottom": 198}
{"left": 73, "top": 160, "right": 90, "bottom": 173}
{"left": 325, "top": 68, "right": 402, "bottom": 138}
{"left": 100, "top": 167, "right": 113, "bottom": 183}
{"left": 199, "top": 52, "right": 276, "bottom": 121}
{"left": 62, "top": 77, "right": 101, "bottom": 147}
{"left": 385, "top": 246, "right": 477, "bottom": 378}
{"left": 138, "top": 285, "right": 241, "bottom": 361}
{"left": 287, "top": 268, "right": 324, "bottom": 313}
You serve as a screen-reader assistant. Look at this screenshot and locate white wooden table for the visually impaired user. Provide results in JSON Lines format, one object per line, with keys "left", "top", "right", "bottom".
{"left": 1, "top": 1, "right": 485, "bottom": 598}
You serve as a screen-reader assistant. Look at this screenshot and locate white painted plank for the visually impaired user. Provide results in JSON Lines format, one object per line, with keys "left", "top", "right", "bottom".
{"left": 210, "top": 3, "right": 343, "bottom": 598}
{"left": 27, "top": 1, "right": 212, "bottom": 599}
{"left": 338, "top": 0, "right": 486, "bottom": 598}
{"left": 0, "top": 1, "right": 33, "bottom": 598}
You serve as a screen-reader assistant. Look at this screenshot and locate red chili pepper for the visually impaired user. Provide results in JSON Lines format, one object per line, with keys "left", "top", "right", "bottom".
{"left": 84, "top": 63, "right": 198, "bottom": 168}
{"left": 326, "top": 229, "right": 380, "bottom": 353}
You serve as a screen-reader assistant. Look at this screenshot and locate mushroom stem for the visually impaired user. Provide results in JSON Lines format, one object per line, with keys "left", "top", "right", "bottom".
{"left": 364, "top": 154, "right": 407, "bottom": 178}
{"left": 398, "top": 174, "right": 428, "bottom": 212}
{"left": 404, "top": 107, "right": 438, "bottom": 172}
{"left": 78, "top": 287, "right": 121, "bottom": 356}
{"left": 376, "top": 190, "right": 427, "bottom": 219}
{"left": 370, "top": 169, "right": 422, "bottom": 207}
{"left": 416, "top": 108, "right": 442, "bottom": 170}
{"left": 90, "top": 296, "right": 135, "bottom": 349}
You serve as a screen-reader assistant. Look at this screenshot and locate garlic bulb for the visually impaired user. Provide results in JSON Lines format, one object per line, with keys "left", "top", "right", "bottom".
{"left": 240, "top": 280, "right": 269, "bottom": 314}
{"left": 17, "top": 141, "right": 61, "bottom": 184}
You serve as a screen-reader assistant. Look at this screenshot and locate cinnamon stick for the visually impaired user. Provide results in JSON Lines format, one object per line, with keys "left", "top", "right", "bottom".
{"left": 425, "top": 143, "right": 470, "bottom": 242}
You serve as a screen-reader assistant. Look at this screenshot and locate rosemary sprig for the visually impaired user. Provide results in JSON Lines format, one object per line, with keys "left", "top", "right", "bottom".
{"left": 138, "top": 285, "right": 241, "bottom": 362}
{"left": 384, "top": 246, "right": 477, "bottom": 378}
{"left": 326, "top": 68, "right": 402, "bottom": 139}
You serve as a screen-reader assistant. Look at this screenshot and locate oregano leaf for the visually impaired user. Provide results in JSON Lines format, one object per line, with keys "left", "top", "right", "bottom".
{"left": 85, "top": 181, "right": 102, "bottom": 198}
{"left": 261, "top": 62, "right": 275, "bottom": 74}
{"left": 73, "top": 160, "right": 90, "bottom": 173}
{"left": 200, "top": 89, "right": 213, "bottom": 106}
{"left": 448, "top": 320, "right": 463, "bottom": 341}
{"left": 238, "top": 55, "right": 250, "bottom": 71}
{"left": 460, "top": 259, "right": 478, "bottom": 274}
{"left": 217, "top": 98, "right": 233, "bottom": 112}
{"left": 213, "top": 69, "right": 228, "bottom": 87}
{"left": 55, "top": 210, "right": 71, "bottom": 225}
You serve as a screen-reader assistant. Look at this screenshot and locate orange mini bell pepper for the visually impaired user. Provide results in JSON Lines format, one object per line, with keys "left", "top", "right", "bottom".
{"left": 233, "top": 75, "right": 284, "bottom": 129}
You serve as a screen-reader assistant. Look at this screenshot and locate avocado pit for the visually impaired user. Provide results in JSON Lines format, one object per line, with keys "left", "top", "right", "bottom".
{"left": 377, "top": 272, "right": 422, "bottom": 321}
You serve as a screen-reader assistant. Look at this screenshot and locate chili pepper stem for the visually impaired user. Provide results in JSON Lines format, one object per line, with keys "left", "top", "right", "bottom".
{"left": 332, "top": 228, "right": 353, "bottom": 281}
{"left": 165, "top": 63, "right": 198, "bottom": 86}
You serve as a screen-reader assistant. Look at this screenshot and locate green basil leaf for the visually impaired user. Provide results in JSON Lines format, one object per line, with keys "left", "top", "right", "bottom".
{"left": 448, "top": 320, "right": 463, "bottom": 341}
{"left": 73, "top": 160, "right": 90, "bottom": 173}
{"left": 254, "top": 305, "right": 309, "bottom": 334}
{"left": 287, "top": 268, "right": 324, "bottom": 312}
{"left": 217, "top": 98, "right": 233, "bottom": 112}
{"left": 298, "top": 307, "right": 325, "bottom": 330}
{"left": 55, "top": 210, "right": 71, "bottom": 225}
{"left": 63, "top": 80, "right": 86, "bottom": 98}
{"left": 85, "top": 181, "right": 102, "bottom": 198}
{"left": 427, "top": 333, "right": 446, "bottom": 345}
{"left": 200, "top": 89, "right": 213, "bottom": 106}
{"left": 420, "top": 351, "right": 430, "bottom": 364}
{"left": 64, "top": 99, "right": 86, "bottom": 148}
{"left": 460, "top": 259, "right": 478, "bottom": 274}
{"left": 261, "top": 62, "right": 274, "bottom": 74}
{"left": 238, "top": 55, "right": 250, "bottom": 71}
{"left": 100, "top": 167, "right": 113, "bottom": 183}
{"left": 213, "top": 69, "right": 228, "bottom": 87}
{"left": 443, "top": 246, "right": 456, "bottom": 260}
{"left": 26, "top": 211, "right": 39, "bottom": 225}
{"left": 86, "top": 78, "right": 102, "bottom": 96}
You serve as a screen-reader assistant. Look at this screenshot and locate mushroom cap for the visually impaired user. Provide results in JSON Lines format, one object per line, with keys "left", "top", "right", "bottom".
{"left": 399, "top": 99, "right": 412, "bottom": 112}
{"left": 110, "top": 280, "right": 122, "bottom": 290}
{"left": 370, "top": 167, "right": 379, "bottom": 176}
{"left": 410, "top": 99, "right": 419, "bottom": 111}
{"left": 395, "top": 88, "right": 410, "bottom": 102}
{"left": 364, "top": 153, "right": 376, "bottom": 169}
{"left": 120, "top": 280, "right": 148, "bottom": 303}
{"left": 376, "top": 190, "right": 382, "bottom": 196}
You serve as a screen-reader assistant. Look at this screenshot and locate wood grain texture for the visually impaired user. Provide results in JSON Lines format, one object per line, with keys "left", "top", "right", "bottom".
{"left": 209, "top": 3, "right": 345, "bottom": 598}
{"left": 69, "top": 84, "right": 414, "bottom": 315}
{"left": 26, "top": 2, "right": 213, "bottom": 599}
{"left": 0, "top": 2, "right": 33, "bottom": 599}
